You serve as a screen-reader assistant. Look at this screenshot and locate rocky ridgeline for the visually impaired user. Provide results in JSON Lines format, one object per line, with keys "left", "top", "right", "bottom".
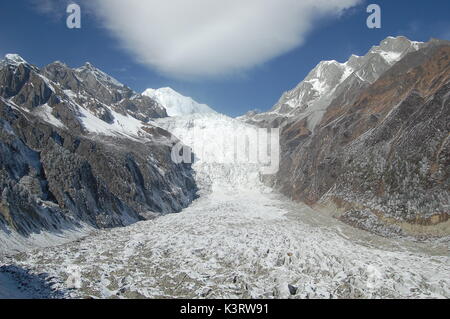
{"left": 0, "top": 55, "right": 197, "bottom": 245}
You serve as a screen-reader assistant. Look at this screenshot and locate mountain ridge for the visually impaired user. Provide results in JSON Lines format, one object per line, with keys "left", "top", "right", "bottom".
{"left": 240, "top": 36, "right": 427, "bottom": 130}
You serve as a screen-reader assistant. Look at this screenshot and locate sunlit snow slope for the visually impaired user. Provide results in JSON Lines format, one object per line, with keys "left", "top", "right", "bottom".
{"left": 143, "top": 87, "right": 217, "bottom": 117}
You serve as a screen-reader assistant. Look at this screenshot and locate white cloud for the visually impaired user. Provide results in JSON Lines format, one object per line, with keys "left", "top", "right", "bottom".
{"left": 90, "top": 0, "right": 361, "bottom": 78}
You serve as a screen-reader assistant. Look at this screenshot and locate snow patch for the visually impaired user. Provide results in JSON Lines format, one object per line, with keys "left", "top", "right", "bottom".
{"left": 33, "top": 104, "right": 66, "bottom": 129}
{"left": 379, "top": 51, "right": 403, "bottom": 64}
{"left": 77, "top": 104, "right": 143, "bottom": 139}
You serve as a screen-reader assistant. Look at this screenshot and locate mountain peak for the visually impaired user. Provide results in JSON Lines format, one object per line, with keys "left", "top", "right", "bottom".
{"left": 77, "top": 62, "right": 100, "bottom": 72}
{"left": 76, "top": 62, "right": 124, "bottom": 88}
{"left": 158, "top": 87, "right": 178, "bottom": 93}
{"left": 369, "top": 36, "right": 425, "bottom": 64}
{"left": 3, "top": 53, "right": 28, "bottom": 66}
{"left": 251, "top": 36, "right": 430, "bottom": 131}
{"left": 143, "top": 87, "right": 217, "bottom": 117}
{"left": 82, "top": 62, "right": 95, "bottom": 69}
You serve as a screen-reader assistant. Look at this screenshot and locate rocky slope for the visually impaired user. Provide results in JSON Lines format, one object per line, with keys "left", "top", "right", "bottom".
{"left": 243, "top": 37, "right": 450, "bottom": 237}
{"left": 0, "top": 55, "right": 197, "bottom": 253}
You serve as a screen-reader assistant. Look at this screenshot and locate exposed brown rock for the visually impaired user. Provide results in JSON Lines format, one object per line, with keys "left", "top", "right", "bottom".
{"left": 272, "top": 40, "right": 450, "bottom": 236}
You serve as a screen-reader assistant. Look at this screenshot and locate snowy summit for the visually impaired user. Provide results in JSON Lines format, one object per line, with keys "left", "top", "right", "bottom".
{"left": 2, "top": 53, "right": 28, "bottom": 66}
{"left": 143, "top": 87, "right": 217, "bottom": 117}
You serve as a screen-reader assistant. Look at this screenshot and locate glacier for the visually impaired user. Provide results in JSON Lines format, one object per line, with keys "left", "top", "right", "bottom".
{"left": 1, "top": 111, "right": 448, "bottom": 299}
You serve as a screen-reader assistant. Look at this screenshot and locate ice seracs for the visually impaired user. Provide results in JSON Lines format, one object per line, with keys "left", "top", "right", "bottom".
{"left": 143, "top": 87, "right": 217, "bottom": 117}
{"left": 154, "top": 113, "right": 269, "bottom": 194}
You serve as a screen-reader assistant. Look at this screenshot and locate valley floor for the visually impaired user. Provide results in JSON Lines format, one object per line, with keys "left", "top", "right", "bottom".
{"left": 1, "top": 186, "right": 448, "bottom": 299}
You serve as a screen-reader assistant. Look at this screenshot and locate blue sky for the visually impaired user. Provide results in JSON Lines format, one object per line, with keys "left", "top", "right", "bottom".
{"left": 1, "top": 0, "right": 449, "bottom": 116}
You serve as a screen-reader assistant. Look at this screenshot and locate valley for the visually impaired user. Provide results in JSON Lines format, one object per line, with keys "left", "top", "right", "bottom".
{"left": 0, "top": 113, "right": 448, "bottom": 299}
{"left": 0, "top": 36, "right": 449, "bottom": 299}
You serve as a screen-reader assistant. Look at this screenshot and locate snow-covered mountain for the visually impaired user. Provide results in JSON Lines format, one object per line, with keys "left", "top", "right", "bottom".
{"left": 37, "top": 59, "right": 167, "bottom": 138}
{"left": 240, "top": 36, "right": 425, "bottom": 130}
{"left": 143, "top": 87, "right": 217, "bottom": 117}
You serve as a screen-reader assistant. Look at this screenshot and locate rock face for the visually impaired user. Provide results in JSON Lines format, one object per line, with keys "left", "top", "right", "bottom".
{"left": 247, "top": 37, "right": 450, "bottom": 236}
{"left": 0, "top": 55, "right": 197, "bottom": 242}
